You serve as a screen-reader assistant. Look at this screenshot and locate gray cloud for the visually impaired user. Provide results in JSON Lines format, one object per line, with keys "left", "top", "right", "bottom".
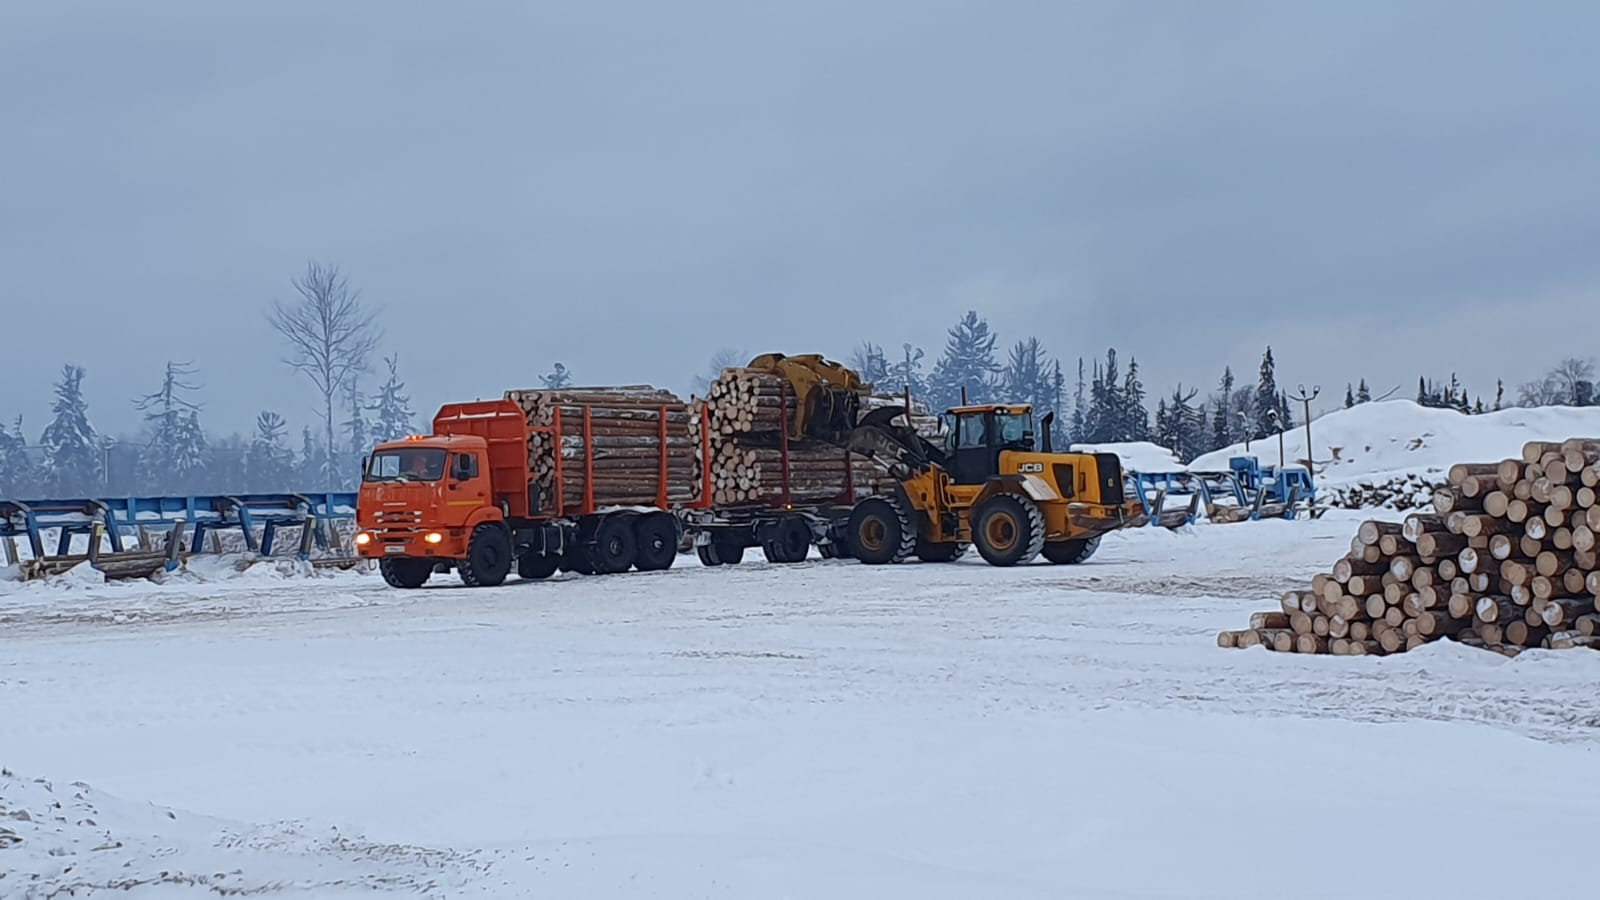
{"left": 4, "top": 0, "right": 1598, "bottom": 438}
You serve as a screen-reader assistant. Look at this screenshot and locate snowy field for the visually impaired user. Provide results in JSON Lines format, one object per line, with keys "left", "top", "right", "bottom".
{"left": 5, "top": 512, "right": 1600, "bottom": 898}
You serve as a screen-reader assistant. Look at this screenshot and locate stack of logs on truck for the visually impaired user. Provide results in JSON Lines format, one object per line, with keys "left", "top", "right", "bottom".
{"left": 500, "top": 375, "right": 915, "bottom": 574}
{"left": 1218, "top": 438, "right": 1600, "bottom": 656}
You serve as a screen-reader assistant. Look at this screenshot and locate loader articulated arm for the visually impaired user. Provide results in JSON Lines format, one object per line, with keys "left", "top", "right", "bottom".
{"left": 844, "top": 406, "right": 945, "bottom": 479}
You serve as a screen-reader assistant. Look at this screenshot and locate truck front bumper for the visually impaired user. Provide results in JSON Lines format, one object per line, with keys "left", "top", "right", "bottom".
{"left": 354, "top": 527, "right": 463, "bottom": 559}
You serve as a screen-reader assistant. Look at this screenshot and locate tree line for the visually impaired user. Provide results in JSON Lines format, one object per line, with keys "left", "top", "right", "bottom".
{"left": 6, "top": 281, "right": 1599, "bottom": 500}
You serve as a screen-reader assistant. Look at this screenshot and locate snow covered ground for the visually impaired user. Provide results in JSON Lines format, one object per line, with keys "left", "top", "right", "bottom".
{"left": 4, "top": 514, "right": 1600, "bottom": 898}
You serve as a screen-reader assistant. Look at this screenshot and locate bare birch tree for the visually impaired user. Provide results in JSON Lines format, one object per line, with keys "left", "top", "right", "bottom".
{"left": 267, "top": 261, "right": 381, "bottom": 487}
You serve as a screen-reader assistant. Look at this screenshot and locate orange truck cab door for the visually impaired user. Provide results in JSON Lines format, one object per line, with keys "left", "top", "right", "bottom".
{"left": 444, "top": 448, "right": 492, "bottom": 515}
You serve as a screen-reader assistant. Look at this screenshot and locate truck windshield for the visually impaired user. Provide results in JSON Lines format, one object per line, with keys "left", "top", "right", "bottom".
{"left": 365, "top": 448, "right": 446, "bottom": 482}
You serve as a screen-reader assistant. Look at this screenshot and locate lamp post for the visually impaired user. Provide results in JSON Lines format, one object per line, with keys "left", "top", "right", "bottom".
{"left": 1238, "top": 410, "right": 1252, "bottom": 453}
{"left": 1290, "top": 385, "right": 1321, "bottom": 470}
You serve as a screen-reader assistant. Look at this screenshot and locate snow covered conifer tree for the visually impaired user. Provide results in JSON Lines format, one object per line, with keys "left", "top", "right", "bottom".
{"left": 40, "top": 364, "right": 102, "bottom": 497}
{"left": 1254, "top": 347, "right": 1280, "bottom": 439}
{"left": 368, "top": 355, "right": 416, "bottom": 443}
{"left": 1357, "top": 378, "right": 1372, "bottom": 403}
{"left": 1122, "top": 357, "right": 1149, "bottom": 442}
{"left": 1069, "top": 358, "right": 1087, "bottom": 445}
{"left": 929, "top": 311, "right": 1001, "bottom": 410}
{"left": 171, "top": 410, "right": 208, "bottom": 491}
{"left": 1210, "top": 366, "right": 1235, "bottom": 451}
{"left": 247, "top": 412, "right": 295, "bottom": 491}
{"left": 344, "top": 376, "right": 368, "bottom": 488}
{"left": 0, "top": 416, "right": 35, "bottom": 498}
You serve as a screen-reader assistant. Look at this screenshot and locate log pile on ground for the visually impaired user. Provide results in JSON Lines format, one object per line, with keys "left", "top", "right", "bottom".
{"left": 505, "top": 385, "right": 698, "bottom": 508}
{"left": 1219, "top": 438, "right": 1600, "bottom": 656}
{"left": 692, "top": 369, "right": 884, "bottom": 507}
{"left": 1321, "top": 473, "right": 1442, "bottom": 512}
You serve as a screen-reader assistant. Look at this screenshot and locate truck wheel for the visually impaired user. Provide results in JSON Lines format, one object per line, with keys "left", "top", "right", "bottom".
{"left": 1042, "top": 536, "right": 1101, "bottom": 565}
{"left": 763, "top": 516, "right": 812, "bottom": 564}
{"left": 587, "top": 515, "right": 637, "bottom": 574}
{"left": 517, "top": 551, "right": 560, "bottom": 580}
{"left": 847, "top": 496, "right": 915, "bottom": 565}
{"left": 972, "top": 494, "right": 1045, "bottom": 567}
{"left": 380, "top": 557, "right": 432, "bottom": 589}
{"left": 915, "top": 540, "right": 968, "bottom": 563}
{"left": 459, "top": 524, "right": 512, "bottom": 586}
{"left": 634, "top": 513, "right": 678, "bottom": 571}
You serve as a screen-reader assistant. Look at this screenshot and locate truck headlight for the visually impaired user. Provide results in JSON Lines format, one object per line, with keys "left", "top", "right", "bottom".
{"left": 354, "top": 532, "right": 372, "bottom": 546}
{"left": 424, "top": 532, "right": 444, "bottom": 544}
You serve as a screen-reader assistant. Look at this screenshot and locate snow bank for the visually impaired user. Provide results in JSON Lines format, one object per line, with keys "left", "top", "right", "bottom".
{"left": 0, "top": 768, "right": 484, "bottom": 896}
{"left": 1192, "top": 400, "right": 1600, "bottom": 489}
{"left": 1069, "top": 441, "right": 1187, "bottom": 473}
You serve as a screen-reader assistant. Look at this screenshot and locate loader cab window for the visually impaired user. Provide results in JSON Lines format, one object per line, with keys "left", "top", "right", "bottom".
{"left": 365, "top": 447, "right": 446, "bottom": 482}
{"left": 995, "top": 411, "right": 1032, "bottom": 449}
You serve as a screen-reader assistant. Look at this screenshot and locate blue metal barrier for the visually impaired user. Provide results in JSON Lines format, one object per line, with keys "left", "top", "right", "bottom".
{"left": 1, "top": 491, "right": 359, "bottom": 578}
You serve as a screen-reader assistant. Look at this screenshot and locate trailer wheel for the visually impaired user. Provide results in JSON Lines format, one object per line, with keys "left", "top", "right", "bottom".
{"left": 380, "top": 557, "right": 433, "bottom": 589}
{"left": 634, "top": 513, "right": 678, "bottom": 571}
{"left": 459, "top": 524, "right": 512, "bottom": 586}
{"left": 971, "top": 494, "right": 1045, "bottom": 567}
{"left": 763, "top": 516, "right": 812, "bottom": 564}
{"left": 696, "top": 541, "right": 724, "bottom": 566}
{"left": 1041, "top": 536, "right": 1101, "bottom": 565}
{"left": 712, "top": 530, "right": 745, "bottom": 565}
{"left": 587, "top": 515, "right": 637, "bottom": 574}
{"left": 517, "top": 551, "right": 560, "bottom": 580}
{"left": 847, "top": 496, "right": 915, "bottom": 565}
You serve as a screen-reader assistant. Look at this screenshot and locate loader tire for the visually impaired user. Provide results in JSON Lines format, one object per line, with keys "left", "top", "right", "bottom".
{"left": 972, "top": 494, "right": 1045, "bottom": 567}
{"left": 517, "top": 551, "right": 560, "bottom": 580}
{"left": 915, "top": 540, "right": 968, "bottom": 563}
{"left": 634, "top": 513, "right": 679, "bottom": 571}
{"left": 847, "top": 496, "right": 915, "bottom": 565}
{"left": 1042, "top": 536, "right": 1101, "bottom": 565}
{"left": 459, "top": 524, "right": 512, "bottom": 587}
{"left": 380, "top": 557, "right": 433, "bottom": 589}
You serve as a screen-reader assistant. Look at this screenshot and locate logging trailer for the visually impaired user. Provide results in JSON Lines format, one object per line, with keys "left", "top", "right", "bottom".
{"left": 353, "top": 355, "right": 1143, "bottom": 587}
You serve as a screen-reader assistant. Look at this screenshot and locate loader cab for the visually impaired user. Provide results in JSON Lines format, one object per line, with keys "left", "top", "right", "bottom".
{"left": 944, "top": 404, "right": 1035, "bottom": 484}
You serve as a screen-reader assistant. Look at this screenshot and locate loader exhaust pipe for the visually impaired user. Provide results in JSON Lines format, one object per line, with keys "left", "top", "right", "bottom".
{"left": 1040, "top": 411, "right": 1055, "bottom": 452}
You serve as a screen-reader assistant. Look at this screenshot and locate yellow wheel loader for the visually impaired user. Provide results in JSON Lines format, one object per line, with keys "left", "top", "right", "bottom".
{"left": 742, "top": 353, "right": 1141, "bottom": 567}
{"left": 842, "top": 402, "right": 1139, "bottom": 566}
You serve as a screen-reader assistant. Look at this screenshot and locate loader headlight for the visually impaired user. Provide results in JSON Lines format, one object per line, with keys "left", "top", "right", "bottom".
{"left": 424, "top": 532, "right": 444, "bottom": 544}
{"left": 354, "top": 532, "right": 373, "bottom": 546}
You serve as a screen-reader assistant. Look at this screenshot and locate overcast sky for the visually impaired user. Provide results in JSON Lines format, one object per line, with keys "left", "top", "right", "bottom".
{"left": 4, "top": 0, "right": 1599, "bottom": 439}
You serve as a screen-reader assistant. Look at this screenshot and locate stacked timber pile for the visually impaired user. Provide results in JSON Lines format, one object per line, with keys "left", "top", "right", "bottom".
{"left": 692, "top": 368, "right": 883, "bottom": 507}
{"left": 505, "top": 385, "right": 698, "bottom": 508}
{"left": 1321, "top": 473, "right": 1442, "bottom": 512}
{"left": 1219, "top": 438, "right": 1600, "bottom": 657}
